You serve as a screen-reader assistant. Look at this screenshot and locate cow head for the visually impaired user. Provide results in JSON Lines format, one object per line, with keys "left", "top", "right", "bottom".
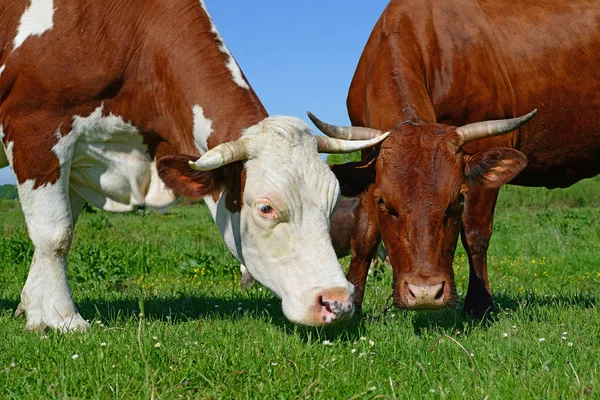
{"left": 158, "top": 116, "right": 387, "bottom": 325}
{"left": 309, "top": 111, "right": 535, "bottom": 310}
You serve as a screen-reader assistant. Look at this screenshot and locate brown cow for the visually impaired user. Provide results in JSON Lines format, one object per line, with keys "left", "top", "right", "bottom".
{"left": 309, "top": 0, "right": 600, "bottom": 318}
{"left": 0, "top": 0, "right": 387, "bottom": 331}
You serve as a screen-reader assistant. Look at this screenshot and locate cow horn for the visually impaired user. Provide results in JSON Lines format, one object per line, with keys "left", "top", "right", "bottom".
{"left": 188, "top": 138, "right": 251, "bottom": 171}
{"left": 315, "top": 133, "right": 389, "bottom": 154}
{"left": 307, "top": 111, "right": 385, "bottom": 140}
{"left": 456, "top": 109, "right": 537, "bottom": 146}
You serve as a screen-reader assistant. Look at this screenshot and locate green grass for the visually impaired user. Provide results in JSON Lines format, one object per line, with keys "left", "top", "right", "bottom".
{"left": 0, "top": 178, "right": 599, "bottom": 399}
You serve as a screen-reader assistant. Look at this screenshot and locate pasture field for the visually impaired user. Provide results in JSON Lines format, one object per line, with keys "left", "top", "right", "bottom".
{"left": 0, "top": 178, "right": 599, "bottom": 399}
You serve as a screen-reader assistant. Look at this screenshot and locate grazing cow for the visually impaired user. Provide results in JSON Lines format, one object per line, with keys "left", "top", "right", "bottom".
{"left": 240, "top": 197, "right": 389, "bottom": 289}
{"left": 309, "top": 0, "right": 600, "bottom": 318}
{"left": 0, "top": 0, "right": 387, "bottom": 331}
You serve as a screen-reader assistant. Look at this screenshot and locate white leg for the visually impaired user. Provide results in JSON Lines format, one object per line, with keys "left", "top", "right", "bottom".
{"left": 15, "top": 180, "right": 89, "bottom": 332}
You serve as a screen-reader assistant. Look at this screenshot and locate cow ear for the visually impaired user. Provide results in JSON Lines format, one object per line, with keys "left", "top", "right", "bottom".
{"left": 465, "top": 148, "right": 527, "bottom": 188}
{"left": 330, "top": 156, "right": 376, "bottom": 197}
{"left": 157, "top": 155, "right": 220, "bottom": 199}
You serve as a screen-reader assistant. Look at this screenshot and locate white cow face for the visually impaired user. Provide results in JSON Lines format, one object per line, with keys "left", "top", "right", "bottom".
{"left": 160, "top": 116, "right": 389, "bottom": 325}
{"left": 238, "top": 117, "right": 355, "bottom": 325}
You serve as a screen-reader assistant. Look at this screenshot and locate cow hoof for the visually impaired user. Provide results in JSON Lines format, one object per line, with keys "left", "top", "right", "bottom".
{"left": 22, "top": 311, "right": 90, "bottom": 333}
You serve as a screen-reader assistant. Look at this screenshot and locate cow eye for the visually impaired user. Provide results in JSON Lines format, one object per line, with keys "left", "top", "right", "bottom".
{"left": 376, "top": 197, "right": 386, "bottom": 211}
{"left": 376, "top": 195, "right": 399, "bottom": 217}
{"left": 256, "top": 202, "right": 276, "bottom": 218}
{"left": 386, "top": 206, "right": 400, "bottom": 218}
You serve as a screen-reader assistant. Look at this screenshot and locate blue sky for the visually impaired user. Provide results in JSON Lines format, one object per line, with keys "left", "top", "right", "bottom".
{"left": 0, "top": 1, "right": 390, "bottom": 185}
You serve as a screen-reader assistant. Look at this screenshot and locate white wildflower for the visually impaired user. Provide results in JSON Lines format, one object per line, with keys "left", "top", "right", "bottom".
{"left": 100, "top": 342, "right": 107, "bottom": 347}
{"left": 154, "top": 342, "right": 161, "bottom": 348}
{"left": 539, "top": 338, "right": 545, "bottom": 342}
{"left": 503, "top": 332, "right": 509, "bottom": 337}
{"left": 322, "top": 340, "right": 333, "bottom": 346}
{"left": 71, "top": 354, "right": 79, "bottom": 360}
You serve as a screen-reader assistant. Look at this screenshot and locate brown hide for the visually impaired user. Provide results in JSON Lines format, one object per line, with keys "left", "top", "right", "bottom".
{"left": 0, "top": 0, "right": 266, "bottom": 201}
{"left": 340, "top": 0, "right": 600, "bottom": 317}
{"left": 330, "top": 197, "right": 360, "bottom": 258}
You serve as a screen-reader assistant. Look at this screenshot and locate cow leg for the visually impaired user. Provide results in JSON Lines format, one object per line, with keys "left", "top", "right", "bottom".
{"left": 346, "top": 187, "right": 380, "bottom": 313}
{"left": 11, "top": 164, "right": 89, "bottom": 332}
{"left": 460, "top": 186, "right": 500, "bottom": 319}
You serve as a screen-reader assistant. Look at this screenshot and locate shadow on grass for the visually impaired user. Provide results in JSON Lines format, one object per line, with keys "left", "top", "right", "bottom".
{"left": 0, "top": 289, "right": 366, "bottom": 341}
{"left": 83, "top": 293, "right": 367, "bottom": 342}
{"left": 359, "top": 290, "right": 599, "bottom": 336}
{"left": 0, "top": 289, "right": 595, "bottom": 340}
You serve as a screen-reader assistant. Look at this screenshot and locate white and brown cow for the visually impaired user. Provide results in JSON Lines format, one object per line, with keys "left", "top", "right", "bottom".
{"left": 0, "top": 0, "right": 387, "bottom": 331}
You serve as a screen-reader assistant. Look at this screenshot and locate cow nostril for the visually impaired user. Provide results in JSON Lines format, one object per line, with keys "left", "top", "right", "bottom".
{"left": 406, "top": 283, "right": 417, "bottom": 299}
{"left": 319, "top": 296, "right": 333, "bottom": 314}
{"left": 434, "top": 282, "right": 445, "bottom": 300}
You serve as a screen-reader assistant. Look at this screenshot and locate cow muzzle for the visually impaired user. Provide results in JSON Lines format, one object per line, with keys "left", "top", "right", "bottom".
{"left": 313, "top": 286, "right": 355, "bottom": 325}
{"left": 395, "top": 275, "right": 456, "bottom": 310}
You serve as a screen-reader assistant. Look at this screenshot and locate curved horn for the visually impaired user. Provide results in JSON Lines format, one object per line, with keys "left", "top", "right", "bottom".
{"left": 316, "top": 133, "right": 389, "bottom": 154}
{"left": 456, "top": 109, "right": 537, "bottom": 146}
{"left": 188, "top": 138, "right": 251, "bottom": 171}
{"left": 307, "top": 111, "right": 385, "bottom": 140}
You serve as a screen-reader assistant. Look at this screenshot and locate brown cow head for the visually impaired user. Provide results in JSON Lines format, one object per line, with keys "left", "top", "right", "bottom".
{"left": 309, "top": 111, "right": 535, "bottom": 310}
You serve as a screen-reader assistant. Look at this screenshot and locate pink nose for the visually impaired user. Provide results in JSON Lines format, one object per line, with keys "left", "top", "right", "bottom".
{"left": 402, "top": 280, "right": 446, "bottom": 309}
{"left": 315, "top": 288, "right": 355, "bottom": 324}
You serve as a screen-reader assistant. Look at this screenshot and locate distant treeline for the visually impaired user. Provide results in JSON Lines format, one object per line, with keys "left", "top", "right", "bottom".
{"left": 0, "top": 184, "right": 17, "bottom": 200}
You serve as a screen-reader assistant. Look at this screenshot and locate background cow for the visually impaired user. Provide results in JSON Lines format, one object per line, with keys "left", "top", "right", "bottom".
{"left": 310, "top": 0, "right": 600, "bottom": 318}
{"left": 0, "top": 0, "right": 387, "bottom": 331}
